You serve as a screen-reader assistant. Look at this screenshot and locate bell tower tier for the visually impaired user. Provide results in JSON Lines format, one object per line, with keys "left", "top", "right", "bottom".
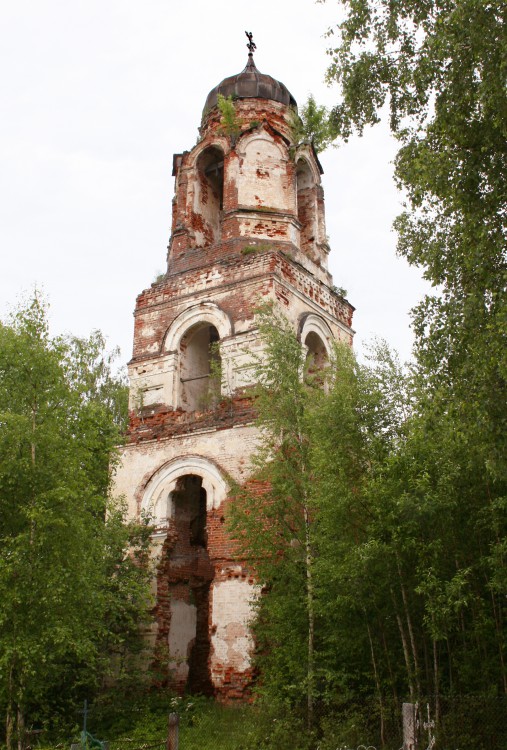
{"left": 113, "top": 50, "right": 355, "bottom": 699}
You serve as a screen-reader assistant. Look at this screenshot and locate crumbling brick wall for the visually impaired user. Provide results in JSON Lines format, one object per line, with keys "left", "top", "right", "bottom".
{"left": 113, "top": 70, "right": 355, "bottom": 700}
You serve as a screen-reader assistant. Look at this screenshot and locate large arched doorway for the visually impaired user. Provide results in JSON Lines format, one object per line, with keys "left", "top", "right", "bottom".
{"left": 164, "top": 474, "right": 213, "bottom": 694}
{"left": 142, "top": 457, "right": 229, "bottom": 694}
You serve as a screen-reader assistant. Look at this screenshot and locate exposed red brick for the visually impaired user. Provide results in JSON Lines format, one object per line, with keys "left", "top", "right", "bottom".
{"left": 118, "top": 73, "right": 355, "bottom": 702}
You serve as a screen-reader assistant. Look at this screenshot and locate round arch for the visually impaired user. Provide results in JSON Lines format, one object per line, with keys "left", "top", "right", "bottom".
{"left": 187, "top": 137, "right": 229, "bottom": 168}
{"left": 163, "top": 303, "right": 233, "bottom": 353}
{"left": 299, "top": 313, "right": 334, "bottom": 355}
{"left": 141, "top": 455, "right": 230, "bottom": 527}
{"left": 294, "top": 146, "right": 322, "bottom": 186}
{"left": 236, "top": 128, "right": 286, "bottom": 161}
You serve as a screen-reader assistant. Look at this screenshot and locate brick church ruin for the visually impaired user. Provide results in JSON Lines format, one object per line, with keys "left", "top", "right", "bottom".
{"left": 113, "top": 43, "right": 354, "bottom": 698}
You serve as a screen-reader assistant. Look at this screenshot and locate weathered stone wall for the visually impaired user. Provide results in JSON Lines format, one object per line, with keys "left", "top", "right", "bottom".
{"left": 128, "top": 250, "right": 353, "bottom": 414}
{"left": 169, "top": 95, "right": 331, "bottom": 284}
{"left": 114, "top": 83, "right": 355, "bottom": 699}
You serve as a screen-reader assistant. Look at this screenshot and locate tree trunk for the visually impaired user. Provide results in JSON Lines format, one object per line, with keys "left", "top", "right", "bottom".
{"left": 433, "top": 638, "right": 440, "bottom": 725}
{"left": 367, "top": 619, "right": 385, "bottom": 746}
{"left": 6, "top": 663, "right": 15, "bottom": 750}
{"left": 392, "top": 589, "right": 414, "bottom": 700}
{"left": 303, "top": 503, "right": 315, "bottom": 730}
{"left": 396, "top": 556, "right": 421, "bottom": 697}
{"left": 381, "top": 624, "right": 398, "bottom": 705}
{"left": 490, "top": 588, "right": 507, "bottom": 693}
{"left": 17, "top": 703, "right": 25, "bottom": 750}
{"left": 6, "top": 704, "right": 14, "bottom": 750}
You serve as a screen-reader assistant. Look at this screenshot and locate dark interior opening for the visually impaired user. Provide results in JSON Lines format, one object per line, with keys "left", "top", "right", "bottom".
{"left": 195, "top": 146, "right": 224, "bottom": 246}
{"left": 304, "top": 331, "right": 328, "bottom": 384}
{"left": 168, "top": 475, "right": 213, "bottom": 695}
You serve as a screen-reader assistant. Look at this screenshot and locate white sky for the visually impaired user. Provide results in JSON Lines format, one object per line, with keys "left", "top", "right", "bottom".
{"left": 0, "top": 0, "right": 429, "bottom": 367}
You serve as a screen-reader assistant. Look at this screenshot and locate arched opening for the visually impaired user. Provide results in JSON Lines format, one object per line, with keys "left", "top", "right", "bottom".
{"left": 195, "top": 146, "right": 224, "bottom": 247}
{"left": 304, "top": 331, "right": 328, "bottom": 383}
{"left": 165, "top": 474, "right": 213, "bottom": 695}
{"left": 296, "top": 158, "right": 317, "bottom": 257}
{"left": 180, "top": 323, "right": 221, "bottom": 411}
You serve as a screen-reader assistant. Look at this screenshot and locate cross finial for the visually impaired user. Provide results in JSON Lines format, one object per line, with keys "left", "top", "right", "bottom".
{"left": 245, "top": 31, "right": 256, "bottom": 55}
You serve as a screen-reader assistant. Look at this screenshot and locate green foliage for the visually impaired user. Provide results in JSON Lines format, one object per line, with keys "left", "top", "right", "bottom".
{"left": 0, "top": 294, "right": 152, "bottom": 748}
{"left": 197, "top": 340, "right": 223, "bottom": 411}
{"left": 316, "top": 0, "right": 507, "bottom": 714}
{"left": 230, "top": 306, "right": 319, "bottom": 725}
{"left": 217, "top": 94, "right": 242, "bottom": 141}
{"left": 323, "top": 0, "right": 507, "bottom": 483}
{"left": 331, "top": 284, "right": 347, "bottom": 298}
{"left": 291, "top": 95, "right": 340, "bottom": 153}
{"left": 70, "top": 696, "right": 262, "bottom": 750}
{"left": 152, "top": 270, "right": 166, "bottom": 285}
{"left": 105, "top": 696, "right": 317, "bottom": 750}
{"left": 230, "top": 307, "right": 507, "bottom": 746}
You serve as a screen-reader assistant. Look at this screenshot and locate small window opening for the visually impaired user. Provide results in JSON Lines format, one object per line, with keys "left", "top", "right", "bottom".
{"left": 171, "top": 476, "right": 208, "bottom": 549}
{"left": 296, "top": 159, "right": 317, "bottom": 257}
{"left": 195, "top": 147, "right": 224, "bottom": 247}
{"left": 204, "top": 160, "right": 224, "bottom": 211}
{"left": 304, "top": 331, "right": 328, "bottom": 384}
{"left": 180, "top": 323, "right": 221, "bottom": 411}
{"left": 190, "top": 487, "right": 208, "bottom": 548}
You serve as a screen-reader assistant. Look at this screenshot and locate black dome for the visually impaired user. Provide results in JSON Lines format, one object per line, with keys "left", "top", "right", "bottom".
{"left": 203, "top": 54, "right": 297, "bottom": 115}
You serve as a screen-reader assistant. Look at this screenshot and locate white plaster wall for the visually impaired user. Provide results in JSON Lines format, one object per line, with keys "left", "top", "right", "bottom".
{"left": 220, "top": 331, "right": 263, "bottom": 392}
{"left": 128, "top": 353, "right": 177, "bottom": 410}
{"left": 237, "top": 215, "right": 298, "bottom": 243}
{"left": 210, "top": 576, "right": 258, "bottom": 680}
{"left": 114, "top": 423, "right": 261, "bottom": 522}
{"left": 168, "top": 599, "right": 197, "bottom": 685}
{"left": 237, "top": 134, "right": 289, "bottom": 210}
{"left": 127, "top": 325, "right": 262, "bottom": 412}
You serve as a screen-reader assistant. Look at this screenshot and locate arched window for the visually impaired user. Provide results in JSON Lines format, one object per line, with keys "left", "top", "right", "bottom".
{"left": 180, "top": 323, "right": 221, "bottom": 411}
{"left": 304, "top": 331, "right": 328, "bottom": 371}
{"left": 142, "top": 455, "right": 229, "bottom": 524}
{"left": 300, "top": 313, "right": 332, "bottom": 385}
{"left": 296, "top": 158, "right": 317, "bottom": 256}
{"left": 195, "top": 146, "right": 224, "bottom": 247}
{"left": 170, "top": 475, "right": 208, "bottom": 548}
{"left": 163, "top": 303, "right": 232, "bottom": 410}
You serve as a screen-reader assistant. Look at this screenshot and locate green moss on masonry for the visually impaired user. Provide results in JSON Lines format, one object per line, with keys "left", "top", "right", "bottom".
{"left": 241, "top": 244, "right": 272, "bottom": 256}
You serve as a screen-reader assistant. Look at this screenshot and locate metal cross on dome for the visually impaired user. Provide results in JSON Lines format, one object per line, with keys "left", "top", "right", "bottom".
{"left": 245, "top": 31, "right": 256, "bottom": 54}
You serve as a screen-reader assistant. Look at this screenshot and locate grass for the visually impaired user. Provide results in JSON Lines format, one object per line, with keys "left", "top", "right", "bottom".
{"left": 177, "top": 702, "right": 259, "bottom": 750}
{"left": 101, "top": 696, "right": 260, "bottom": 750}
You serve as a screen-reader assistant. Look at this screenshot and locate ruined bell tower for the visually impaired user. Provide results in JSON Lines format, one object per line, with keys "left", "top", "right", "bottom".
{"left": 113, "top": 44, "right": 354, "bottom": 698}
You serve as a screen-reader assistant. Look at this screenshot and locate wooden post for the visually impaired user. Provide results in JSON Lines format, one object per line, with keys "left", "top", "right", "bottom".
{"left": 402, "top": 702, "right": 417, "bottom": 750}
{"left": 167, "top": 712, "right": 179, "bottom": 750}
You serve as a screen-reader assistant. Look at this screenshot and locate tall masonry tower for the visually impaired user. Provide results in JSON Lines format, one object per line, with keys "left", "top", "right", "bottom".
{"left": 114, "top": 46, "right": 354, "bottom": 699}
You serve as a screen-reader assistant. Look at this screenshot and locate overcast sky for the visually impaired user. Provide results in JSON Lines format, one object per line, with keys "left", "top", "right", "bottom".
{"left": 0, "top": 0, "right": 429, "bottom": 368}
